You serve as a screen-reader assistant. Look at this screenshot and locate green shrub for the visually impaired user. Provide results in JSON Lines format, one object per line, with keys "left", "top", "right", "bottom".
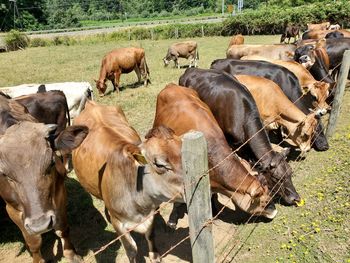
{"left": 5, "top": 30, "right": 29, "bottom": 51}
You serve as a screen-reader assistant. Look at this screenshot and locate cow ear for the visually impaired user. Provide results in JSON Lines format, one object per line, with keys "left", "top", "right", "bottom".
{"left": 281, "top": 147, "right": 291, "bottom": 158}
{"left": 54, "top": 125, "right": 89, "bottom": 153}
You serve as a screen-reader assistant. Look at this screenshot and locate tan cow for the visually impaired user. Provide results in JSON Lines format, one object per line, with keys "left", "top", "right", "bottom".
{"left": 228, "top": 34, "right": 245, "bottom": 48}
{"left": 235, "top": 75, "right": 318, "bottom": 153}
{"left": 302, "top": 29, "right": 350, "bottom": 40}
{"left": 241, "top": 55, "right": 331, "bottom": 115}
{"left": 163, "top": 41, "right": 199, "bottom": 68}
{"left": 95, "top": 47, "right": 150, "bottom": 95}
{"left": 153, "top": 84, "right": 277, "bottom": 222}
{"left": 307, "top": 22, "right": 330, "bottom": 31}
{"left": 235, "top": 75, "right": 317, "bottom": 153}
{"left": 226, "top": 44, "right": 296, "bottom": 60}
{"left": 0, "top": 94, "right": 88, "bottom": 263}
{"left": 72, "top": 100, "right": 185, "bottom": 263}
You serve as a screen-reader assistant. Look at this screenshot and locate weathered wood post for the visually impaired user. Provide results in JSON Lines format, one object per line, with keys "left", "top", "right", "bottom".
{"left": 182, "top": 131, "right": 215, "bottom": 263}
{"left": 150, "top": 28, "right": 154, "bottom": 40}
{"left": 201, "top": 25, "right": 204, "bottom": 37}
{"left": 175, "top": 27, "right": 179, "bottom": 39}
{"left": 128, "top": 29, "right": 131, "bottom": 41}
{"left": 326, "top": 50, "right": 350, "bottom": 138}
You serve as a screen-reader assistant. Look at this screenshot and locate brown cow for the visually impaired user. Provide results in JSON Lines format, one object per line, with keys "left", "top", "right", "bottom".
{"left": 95, "top": 47, "right": 150, "bottom": 95}
{"left": 307, "top": 22, "right": 330, "bottom": 31}
{"left": 235, "top": 75, "right": 318, "bottom": 153}
{"left": 153, "top": 84, "right": 277, "bottom": 222}
{"left": 163, "top": 41, "right": 199, "bottom": 68}
{"left": 72, "top": 100, "right": 185, "bottom": 263}
{"left": 228, "top": 34, "right": 245, "bottom": 48}
{"left": 226, "top": 44, "right": 296, "bottom": 60}
{"left": 241, "top": 55, "right": 331, "bottom": 115}
{"left": 280, "top": 25, "right": 300, "bottom": 44}
{"left": 302, "top": 29, "right": 350, "bottom": 40}
{"left": 0, "top": 94, "right": 88, "bottom": 263}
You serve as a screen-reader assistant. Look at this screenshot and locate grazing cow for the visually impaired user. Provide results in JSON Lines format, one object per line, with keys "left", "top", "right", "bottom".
{"left": 235, "top": 75, "right": 318, "bottom": 152}
{"left": 325, "top": 31, "right": 344, "bottom": 39}
{"left": 95, "top": 47, "right": 150, "bottom": 95}
{"left": 163, "top": 41, "right": 199, "bottom": 68}
{"left": 228, "top": 34, "right": 245, "bottom": 48}
{"left": 179, "top": 68, "right": 300, "bottom": 205}
{"left": 72, "top": 100, "right": 185, "bottom": 263}
{"left": 241, "top": 55, "right": 331, "bottom": 114}
{"left": 302, "top": 29, "right": 350, "bottom": 40}
{"left": 280, "top": 25, "right": 300, "bottom": 44}
{"left": 13, "top": 90, "right": 70, "bottom": 136}
{"left": 154, "top": 84, "right": 277, "bottom": 225}
{"left": 307, "top": 22, "right": 330, "bottom": 31}
{"left": 210, "top": 58, "right": 329, "bottom": 152}
{"left": 0, "top": 82, "right": 93, "bottom": 118}
{"left": 0, "top": 95, "right": 88, "bottom": 263}
{"left": 226, "top": 44, "right": 296, "bottom": 60}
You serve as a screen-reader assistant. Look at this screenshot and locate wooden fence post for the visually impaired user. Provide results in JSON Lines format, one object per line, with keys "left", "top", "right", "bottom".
{"left": 326, "top": 50, "right": 350, "bottom": 138}
{"left": 175, "top": 27, "right": 179, "bottom": 39}
{"left": 150, "top": 28, "right": 154, "bottom": 40}
{"left": 201, "top": 25, "right": 204, "bottom": 37}
{"left": 182, "top": 131, "right": 215, "bottom": 263}
{"left": 128, "top": 29, "right": 131, "bottom": 41}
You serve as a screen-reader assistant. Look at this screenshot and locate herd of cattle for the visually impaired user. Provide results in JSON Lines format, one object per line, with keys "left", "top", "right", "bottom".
{"left": 0, "top": 20, "right": 349, "bottom": 263}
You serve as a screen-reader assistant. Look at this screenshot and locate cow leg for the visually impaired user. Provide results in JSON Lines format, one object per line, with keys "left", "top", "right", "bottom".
{"left": 145, "top": 222, "right": 160, "bottom": 263}
{"left": 113, "top": 71, "right": 121, "bottom": 93}
{"left": 6, "top": 205, "right": 44, "bottom": 263}
{"left": 134, "top": 65, "right": 142, "bottom": 84}
{"left": 54, "top": 180, "right": 82, "bottom": 262}
{"left": 110, "top": 215, "right": 138, "bottom": 263}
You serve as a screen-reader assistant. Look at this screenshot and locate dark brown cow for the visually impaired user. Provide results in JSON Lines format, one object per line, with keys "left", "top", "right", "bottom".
{"left": 72, "top": 100, "right": 185, "bottom": 263}
{"left": 280, "top": 25, "right": 300, "bottom": 44}
{"left": 0, "top": 94, "right": 88, "bottom": 263}
{"left": 14, "top": 90, "right": 70, "bottom": 136}
{"left": 226, "top": 44, "right": 296, "bottom": 60}
{"left": 154, "top": 84, "right": 277, "bottom": 224}
{"left": 163, "top": 41, "right": 199, "bottom": 68}
{"left": 95, "top": 47, "right": 150, "bottom": 95}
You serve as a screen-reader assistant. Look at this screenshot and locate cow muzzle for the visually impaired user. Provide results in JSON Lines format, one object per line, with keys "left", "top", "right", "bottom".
{"left": 24, "top": 210, "right": 56, "bottom": 235}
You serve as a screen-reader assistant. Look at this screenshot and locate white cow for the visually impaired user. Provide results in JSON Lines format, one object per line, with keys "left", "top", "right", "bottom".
{"left": 0, "top": 82, "right": 93, "bottom": 118}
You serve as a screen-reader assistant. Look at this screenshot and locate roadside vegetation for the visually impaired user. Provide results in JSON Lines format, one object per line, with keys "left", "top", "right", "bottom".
{"left": 0, "top": 35, "right": 349, "bottom": 262}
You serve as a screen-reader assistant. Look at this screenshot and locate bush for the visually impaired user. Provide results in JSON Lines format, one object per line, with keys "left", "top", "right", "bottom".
{"left": 30, "top": 38, "right": 49, "bottom": 47}
{"left": 5, "top": 30, "right": 29, "bottom": 51}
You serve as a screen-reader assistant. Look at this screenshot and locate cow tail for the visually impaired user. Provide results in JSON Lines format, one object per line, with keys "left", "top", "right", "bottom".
{"left": 144, "top": 56, "right": 150, "bottom": 76}
{"left": 64, "top": 94, "right": 71, "bottom": 126}
{"left": 196, "top": 48, "right": 199, "bottom": 61}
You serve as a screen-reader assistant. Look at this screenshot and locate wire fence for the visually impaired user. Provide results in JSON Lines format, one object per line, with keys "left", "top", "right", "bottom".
{"left": 80, "top": 63, "right": 345, "bottom": 263}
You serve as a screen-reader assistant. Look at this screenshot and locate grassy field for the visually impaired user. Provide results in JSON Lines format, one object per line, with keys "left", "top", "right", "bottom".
{"left": 0, "top": 35, "right": 349, "bottom": 263}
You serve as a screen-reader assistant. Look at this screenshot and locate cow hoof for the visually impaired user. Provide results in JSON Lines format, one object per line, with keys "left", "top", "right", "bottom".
{"left": 166, "top": 221, "right": 177, "bottom": 232}
{"left": 149, "top": 252, "right": 161, "bottom": 263}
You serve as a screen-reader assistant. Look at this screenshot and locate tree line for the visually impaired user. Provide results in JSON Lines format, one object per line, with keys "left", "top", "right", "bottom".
{"left": 0, "top": 0, "right": 334, "bottom": 31}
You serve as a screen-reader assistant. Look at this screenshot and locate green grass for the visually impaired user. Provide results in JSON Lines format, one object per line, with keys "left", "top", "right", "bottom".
{"left": 0, "top": 35, "right": 349, "bottom": 263}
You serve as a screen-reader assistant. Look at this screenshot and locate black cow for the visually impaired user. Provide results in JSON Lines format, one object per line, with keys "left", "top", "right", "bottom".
{"left": 325, "top": 31, "right": 344, "bottom": 39}
{"left": 179, "top": 68, "right": 300, "bottom": 205}
{"left": 280, "top": 25, "right": 300, "bottom": 44}
{"left": 210, "top": 59, "right": 330, "bottom": 152}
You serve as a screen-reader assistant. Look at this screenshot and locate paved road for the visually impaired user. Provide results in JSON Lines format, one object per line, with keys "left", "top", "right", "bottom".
{"left": 24, "top": 16, "right": 226, "bottom": 39}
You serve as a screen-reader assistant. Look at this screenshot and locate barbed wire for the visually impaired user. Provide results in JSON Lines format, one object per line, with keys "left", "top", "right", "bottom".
{"left": 82, "top": 78, "right": 335, "bottom": 262}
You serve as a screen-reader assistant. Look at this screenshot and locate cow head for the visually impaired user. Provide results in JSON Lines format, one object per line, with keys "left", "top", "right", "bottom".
{"left": 94, "top": 79, "right": 107, "bottom": 97}
{"left": 309, "top": 81, "right": 331, "bottom": 115}
{"left": 287, "top": 112, "right": 318, "bottom": 153}
{"left": 0, "top": 122, "right": 88, "bottom": 235}
{"left": 138, "top": 126, "right": 184, "bottom": 203}
{"left": 294, "top": 45, "right": 316, "bottom": 69}
{"left": 163, "top": 57, "right": 171, "bottom": 67}
{"left": 260, "top": 150, "right": 300, "bottom": 206}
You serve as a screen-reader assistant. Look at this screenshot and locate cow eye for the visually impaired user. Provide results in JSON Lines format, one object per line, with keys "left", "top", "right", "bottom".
{"left": 154, "top": 159, "right": 171, "bottom": 171}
